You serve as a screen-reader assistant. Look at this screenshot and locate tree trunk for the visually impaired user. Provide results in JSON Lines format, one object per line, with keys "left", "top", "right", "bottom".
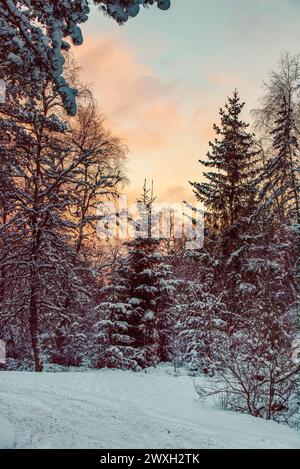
{"left": 0, "top": 206, "right": 7, "bottom": 305}
{"left": 29, "top": 277, "right": 43, "bottom": 372}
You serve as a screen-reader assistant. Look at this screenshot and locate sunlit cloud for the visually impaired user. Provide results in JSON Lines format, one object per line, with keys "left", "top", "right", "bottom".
{"left": 73, "top": 34, "right": 247, "bottom": 203}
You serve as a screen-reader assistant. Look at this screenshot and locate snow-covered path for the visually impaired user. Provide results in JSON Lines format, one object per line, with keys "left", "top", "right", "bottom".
{"left": 0, "top": 414, "right": 15, "bottom": 449}
{"left": 0, "top": 368, "right": 299, "bottom": 449}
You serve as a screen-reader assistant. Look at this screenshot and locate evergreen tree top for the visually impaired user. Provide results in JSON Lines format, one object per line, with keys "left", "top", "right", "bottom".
{"left": 190, "top": 90, "right": 260, "bottom": 229}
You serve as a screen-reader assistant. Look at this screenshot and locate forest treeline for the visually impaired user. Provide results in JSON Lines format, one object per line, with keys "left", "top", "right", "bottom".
{"left": 0, "top": 52, "right": 299, "bottom": 426}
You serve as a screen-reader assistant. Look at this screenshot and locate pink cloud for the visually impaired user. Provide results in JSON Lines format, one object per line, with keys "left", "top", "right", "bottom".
{"left": 73, "top": 35, "right": 242, "bottom": 201}
{"left": 73, "top": 35, "right": 182, "bottom": 151}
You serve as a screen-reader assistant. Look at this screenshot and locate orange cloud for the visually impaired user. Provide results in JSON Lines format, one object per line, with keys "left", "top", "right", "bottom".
{"left": 74, "top": 35, "right": 184, "bottom": 150}
{"left": 72, "top": 34, "right": 235, "bottom": 202}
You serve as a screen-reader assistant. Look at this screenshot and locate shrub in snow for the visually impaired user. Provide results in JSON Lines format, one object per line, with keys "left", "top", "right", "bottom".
{"left": 196, "top": 323, "right": 299, "bottom": 425}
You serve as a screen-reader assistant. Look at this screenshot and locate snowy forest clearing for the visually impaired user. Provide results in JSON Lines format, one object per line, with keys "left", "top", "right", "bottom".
{"left": 0, "top": 367, "right": 299, "bottom": 449}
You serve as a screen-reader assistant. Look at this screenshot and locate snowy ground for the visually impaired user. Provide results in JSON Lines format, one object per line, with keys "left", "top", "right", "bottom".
{"left": 0, "top": 414, "right": 15, "bottom": 449}
{"left": 0, "top": 366, "right": 299, "bottom": 449}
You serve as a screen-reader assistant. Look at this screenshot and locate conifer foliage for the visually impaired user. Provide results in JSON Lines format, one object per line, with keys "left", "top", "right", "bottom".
{"left": 191, "top": 90, "right": 259, "bottom": 230}
{"left": 93, "top": 182, "right": 176, "bottom": 369}
{"left": 190, "top": 86, "right": 299, "bottom": 425}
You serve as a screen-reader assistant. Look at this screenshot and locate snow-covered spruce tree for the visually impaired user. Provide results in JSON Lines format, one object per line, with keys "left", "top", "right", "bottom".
{"left": 254, "top": 53, "right": 300, "bottom": 352}
{"left": 121, "top": 236, "right": 162, "bottom": 369}
{"left": 196, "top": 213, "right": 299, "bottom": 425}
{"left": 259, "top": 95, "right": 300, "bottom": 338}
{"left": 155, "top": 253, "right": 177, "bottom": 363}
{"left": 90, "top": 240, "right": 138, "bottom": 370}
{"left": 125, "top": 181, "right": 178, "bottom": 367}
{"left": 94, "top": 181, "right": 176, "bottom": 369}
{"left": 191, "top": 90, "right": 259, "bottom": 231}
{"left": 175, "top": 247, "right": 226, "bottom": 375}
{"left": 0, "top": 0, "right": 171, "bottom": 115}
{"left": 190, "top": 90, "right": 260, "bottom": 334}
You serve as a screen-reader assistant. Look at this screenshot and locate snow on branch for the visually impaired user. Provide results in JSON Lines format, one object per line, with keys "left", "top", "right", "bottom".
{"left": 0, "top": 1, "right": 171, "bottom": 115}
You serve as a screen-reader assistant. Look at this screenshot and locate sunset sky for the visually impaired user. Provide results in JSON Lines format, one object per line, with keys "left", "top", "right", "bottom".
{"left": 73, "top": 0, "right": 300, "bottom": 203}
